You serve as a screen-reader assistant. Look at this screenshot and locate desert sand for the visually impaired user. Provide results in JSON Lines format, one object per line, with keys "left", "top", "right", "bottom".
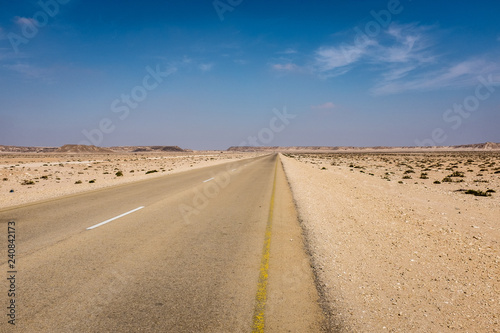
{"left": 281, "top": 152, "right": 500, "bottom": 332}
{"left": 0, "top": 151, "right": 259, "bottom": 210}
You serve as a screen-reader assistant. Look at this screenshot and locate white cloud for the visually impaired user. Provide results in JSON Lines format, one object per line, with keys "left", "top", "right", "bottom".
{"left": 311, "top": 102, "right": 335, "bottom": 110}
{"left": 272, "top": 23, "right": 496, "bottom": 95}
{"left": 314, "top": 40, "right": 371, "bottom": 73}
{"left": 371, "top": 58, "right": 500, "bottom": 95}
{"left": 311, "top": 23, "right": 500, "bottom": 95}
{"left": 15, "top": 17, "right": 36, "bottom": 27}
{"left": 3, "top": 63, "right": 53, "bottom": 82}
{"left": 272, "top": 63, "right": 299, "bottom": 71}
{"left": 381, "top": 65, "right": 417, "bottom": 81}
{"left": 199, "top": 63, "right": 213, "bottom": 72}
{"left": 314, "top": 23, "right": 434, "bottom": 78}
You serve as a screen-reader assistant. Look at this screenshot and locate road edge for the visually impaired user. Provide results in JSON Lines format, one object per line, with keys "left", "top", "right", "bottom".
{"left": 278, "top": 153, "right": 348, "bottom": 333}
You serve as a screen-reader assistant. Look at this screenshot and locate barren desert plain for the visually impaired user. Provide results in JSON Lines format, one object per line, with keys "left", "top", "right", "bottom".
{"left": 0, "top": 150, "right": 261, "bottom": 209}
{"left": 1, "top": 146, "right": 499, "bottom": 332}
{"left": 281, "top": 151, "right": 500, "bottom": 332}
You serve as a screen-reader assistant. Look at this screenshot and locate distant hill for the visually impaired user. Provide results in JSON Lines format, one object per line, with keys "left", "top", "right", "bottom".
{"left": 0, "top": 144, "right": 189, "bottom": 154}
{"left": 227, "top": 142, "right": 500, "bottom": 152}
{"left": 109, "top": 146, "right": 189, "bottom": 153}
{"left": 453, "top": 142, "right": 500, "bottom": 150}
{"left": 134, "top": 146, "right": 185, "bottom": 152}
{"left": 55, "top": 144, "right": 115, "bottom": 153}
{"left": 2, "top": 142, "right": 499, "bottom": 154}
{"left": 0, "top": 145, "right": 58, "bottom": 153}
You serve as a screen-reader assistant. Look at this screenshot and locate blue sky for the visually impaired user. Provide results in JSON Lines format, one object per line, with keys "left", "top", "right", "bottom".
{"left": 1, "top": 0, "right": 499, "bottom": 149}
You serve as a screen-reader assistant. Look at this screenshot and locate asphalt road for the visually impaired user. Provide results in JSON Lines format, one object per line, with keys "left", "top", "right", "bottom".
{"left": 0, "top": 154, "right": 325, "bottom": 332}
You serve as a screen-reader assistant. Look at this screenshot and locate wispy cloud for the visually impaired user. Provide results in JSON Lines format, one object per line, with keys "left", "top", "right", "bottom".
{"left": 307, "top": 22, "right": 500, "bottom": 95}
{"left": 311, "top": 102, "right": 335, "bottom": 110}
{"left": 314, "top": 39, "right": 373, "bottom": 73}
{"left": 281, "top": 48, "right": 298, "bottom": 54}
{"left": 181, "top": 56, "right": 192, "bottom": 64}
{"left": 314, "top": 23, "right": 433, "bottom": 78}
{"left": 271, "top": 62, "right": 299, "bottom": 72}
{"left": 15, "top": 17, "right": 36, "bottom": 27}
{"left": 3, "top": 63, "right": 54, "bottom": 82}
{"left": 371, "top": 58, "right": 500, "bottom": 95}
{"left": 379, "top": 24, "right": 435, "bottom": 63}
{"left": 0, "top": 27, "right": 6, "bottom": 40}
{"left": 199, "top": 63, "right": 214, "bottom": 72}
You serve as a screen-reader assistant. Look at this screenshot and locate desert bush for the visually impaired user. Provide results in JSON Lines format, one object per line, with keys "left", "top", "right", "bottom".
{"left": 420, "top": 173, "right": 429, "bottom": 179}
{"left": 75, "top": 180, "right": 82, "bottom": 184}
{"left": 449, "top": 171, "right": 465, "bottom": 177}
{"left": 442, "top": 177, "right": 453, "bottom": 182}
{"left": 145, "top": 170, "right": 158, "bottom": 174}
{"left": 433, "top": 180, "right": 441, "bottom": 184}
{"left": 89, "top": 179, "right": 96, "bottom": 183}
{"left": 465, "top": 189, "right": 490, "bottom": 197}
{"left": 115, "top": 171, "right": 123, "bottom": 177}
{"left": 21, "top": 179, "right": 34, "bottom": 185}
{"left": 402, "top": 175, "right": 412, "bottom": 179}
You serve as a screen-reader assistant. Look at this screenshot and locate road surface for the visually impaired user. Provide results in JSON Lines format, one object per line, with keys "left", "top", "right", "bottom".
{"left": 1, "top": 154, "right": 326, "bottom": 332}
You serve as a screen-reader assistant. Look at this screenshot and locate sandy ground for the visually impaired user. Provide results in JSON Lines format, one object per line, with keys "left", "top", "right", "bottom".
{"left": 280, "top": 152, "right": 500, "bottom": 332}
{"left": 0, "top": 152, "right": 260, "bottom": 210}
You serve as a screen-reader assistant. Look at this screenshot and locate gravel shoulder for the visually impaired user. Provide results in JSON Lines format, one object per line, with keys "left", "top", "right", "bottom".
{"left": 280, "top": 153, "right": 500, "bottom": 332}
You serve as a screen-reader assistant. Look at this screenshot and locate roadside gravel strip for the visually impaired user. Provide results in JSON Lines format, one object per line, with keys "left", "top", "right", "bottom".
{"left": 280, "top": 154, "right": 500, "bottom": 332}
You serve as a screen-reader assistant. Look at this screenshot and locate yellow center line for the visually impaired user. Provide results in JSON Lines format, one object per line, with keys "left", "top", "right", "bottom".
{"left": 252, "top": 158, "right": 278, "bottom": 332}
